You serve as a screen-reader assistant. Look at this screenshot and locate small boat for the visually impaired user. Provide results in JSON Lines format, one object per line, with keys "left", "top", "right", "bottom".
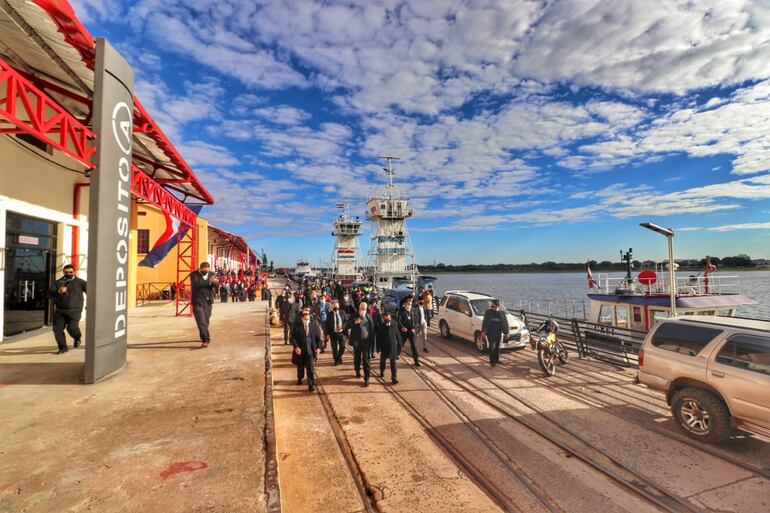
{"left": 587, "top": 259, "right": 756, "bottom": 332}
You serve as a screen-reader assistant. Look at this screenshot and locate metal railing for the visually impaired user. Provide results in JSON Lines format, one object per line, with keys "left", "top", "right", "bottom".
{"left": 136, "top": 282, "right": 174, "bottom": 306}
{"left": 514, "top": 298, "right": 588, "bottom": 320}
{"left": 520, "top": 310, "right": 647, "bottom": 368}
{"left": 594, "top": 273, "right": 741, "bottom": 296}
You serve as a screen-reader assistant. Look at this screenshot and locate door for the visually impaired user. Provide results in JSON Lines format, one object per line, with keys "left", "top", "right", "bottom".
{"left": 455, "top": 298, "right": 474, "bottom": 339}
{"left": 4, "top": 247, "right": 54, "bottom": 336}
{"left": 4, "top": 211, "right": 58, "bottom": 338}
{"left": 710, "top": 334, "right": 770, "bottom": 428}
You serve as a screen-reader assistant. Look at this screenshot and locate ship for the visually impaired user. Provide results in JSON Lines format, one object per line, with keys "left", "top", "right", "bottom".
{"left": 365, "top": 155, "right": 436, "bottom": 291}
{"left": 586, "top": 254, "right": 756, "bottom": 332}
{"left": 330, "top": 202, "right": 363, "bottom": 285}
{"left": 293, "top": 259, "right": 313, "bottom": 279}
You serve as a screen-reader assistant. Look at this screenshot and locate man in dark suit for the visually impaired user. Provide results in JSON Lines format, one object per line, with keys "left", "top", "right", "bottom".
{"left": 190, "top": 262, "right": 219, "bottom": 348}
{"left": 376, "top": 310, "right": 401, "bottom": 384}
{"left": 397, "top": 296, "right": 420, "bottom": 366}
{"left": 292, "top": 308, "right": 321, "bottom": 391}
{"left": 49, "top": 264, "right": 87, "bottom": 354}
{"left": 347, "top": 302, "right": 375, "bottom": 387}
{"left": 325, "top": 300, "right": 348, "bottom": 365}
{"left": 281, "top": 296, "right": 298, "bottom": 345}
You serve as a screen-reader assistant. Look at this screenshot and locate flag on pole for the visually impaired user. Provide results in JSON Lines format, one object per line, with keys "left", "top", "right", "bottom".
{"left": 336, "top": 202, "right": 345, "bottom": 209}
{"left": 586, "top": 261, "right": 600, "bottom": 289}
{"left": 138, "top": 205, "right": 204, "bottom": 268}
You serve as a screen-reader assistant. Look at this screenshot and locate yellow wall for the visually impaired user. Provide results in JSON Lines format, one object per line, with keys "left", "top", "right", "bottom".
{"left": 129, "top": 201, "right": 210, "bottom": 307}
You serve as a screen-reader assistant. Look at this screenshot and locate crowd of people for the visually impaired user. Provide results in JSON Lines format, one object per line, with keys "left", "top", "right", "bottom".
{"left": 275, "top": 277, "right": 436, "bottom": 392}
{"left": 208, "top": 269, "right": 268, "bottom": 303}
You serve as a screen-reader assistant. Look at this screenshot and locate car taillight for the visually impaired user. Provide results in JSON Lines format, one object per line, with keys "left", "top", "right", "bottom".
{"left": 638, "top": 348, "right": 644, "bottom": 367}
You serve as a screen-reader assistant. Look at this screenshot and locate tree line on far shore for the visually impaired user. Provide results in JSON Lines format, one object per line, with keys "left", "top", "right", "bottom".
{"left": 418, "top": 255, "right": 767, "bottom": 273}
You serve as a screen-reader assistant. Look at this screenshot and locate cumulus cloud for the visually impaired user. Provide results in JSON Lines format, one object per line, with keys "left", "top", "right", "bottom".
{"left": 571, "top": 80, "right": 770, "bottom": 175}
{"left": 679, "top": 223, "right": 770, "bottom": 232}
{"left": 107, "top": 0, "right": 770, "bottom": 246}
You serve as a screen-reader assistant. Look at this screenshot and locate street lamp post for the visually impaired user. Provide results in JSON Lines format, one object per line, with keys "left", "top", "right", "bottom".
{"left": 640, "top": 223, "right": 677, "bottom": 317}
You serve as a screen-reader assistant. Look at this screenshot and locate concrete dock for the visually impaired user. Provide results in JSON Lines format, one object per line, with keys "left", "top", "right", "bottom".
{"left": 1, "top": 281, "right": 769, "bottom": 513}
{"left": 0, "top": 300, "right": 269, "bottom": 513}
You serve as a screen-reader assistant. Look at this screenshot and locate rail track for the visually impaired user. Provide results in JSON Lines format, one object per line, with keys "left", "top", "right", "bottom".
{"left": 374, "top": 364, "right": 564, "bottom": 513}
{"left": 314, "top": 373, "right": 380, "bottom": 513}
{"left": 398, "top": 340, "right": 705, "bottom": 513}
{"left": 442, "top": 332, "right": 770, "bottom": 480}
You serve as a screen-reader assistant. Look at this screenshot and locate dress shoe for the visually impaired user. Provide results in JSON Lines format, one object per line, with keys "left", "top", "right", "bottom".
{"left": 73, "top": 339, "right": 81, "bottom": 349}
{"left": 355, "top": 373, "right": 361, "bottom": 379}
{"left": 380, "top": 372, "right": 384, "bottom": 378}
{"left": 55, "top": 349, "right": 68, "bottom": 355}
{"left": 392, "top": 378, "right": 399, "bottom": 385}
{"left": 308, "top": 385, "right": 315, "bottom": 392}
{"left": 297, "top": 378, "right": 302, "bottom": 385}
{"left": 363, "top": 380, "right": 369, "bottom": 388}
{"left": 423, "top": 348, "right": 428, "bottom": 353}
{"left": 415, "top": 362, "right": 421, "bottom": 367}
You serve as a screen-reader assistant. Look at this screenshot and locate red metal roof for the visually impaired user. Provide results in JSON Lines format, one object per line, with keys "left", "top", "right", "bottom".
{"left": 0, "top": 0, "right": 214, "bottom": 205}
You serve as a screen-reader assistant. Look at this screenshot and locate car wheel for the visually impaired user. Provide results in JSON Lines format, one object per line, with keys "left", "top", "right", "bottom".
{"left": 474, "top": 331, "right": 487, "bottom": 352}
{"left": 439, "top": 320, "right": 451, "bottom": 339}
{"left": 671, "top": 387, "right": 732, "bottom": 443}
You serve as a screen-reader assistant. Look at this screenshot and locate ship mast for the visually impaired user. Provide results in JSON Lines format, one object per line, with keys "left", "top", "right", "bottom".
{"left": 378, "top": 154, "right": 399, "bottom": 199}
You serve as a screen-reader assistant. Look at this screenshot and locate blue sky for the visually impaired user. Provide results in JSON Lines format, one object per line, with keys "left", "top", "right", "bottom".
{"left": 72, "top": 0, "right": 770, "bottom": 267}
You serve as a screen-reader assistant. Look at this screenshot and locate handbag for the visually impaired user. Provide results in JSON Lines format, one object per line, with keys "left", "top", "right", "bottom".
{"left": 291, "top": 349, "right": 302, "bottom": 365}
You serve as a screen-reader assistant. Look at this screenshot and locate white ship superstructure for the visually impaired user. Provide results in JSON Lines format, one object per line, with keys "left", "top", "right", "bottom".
{"left": 331, "top": 202, "right": 363, "bottom": 282}
{"left": 366, "top": 156, "right": 418, "bottom": 289}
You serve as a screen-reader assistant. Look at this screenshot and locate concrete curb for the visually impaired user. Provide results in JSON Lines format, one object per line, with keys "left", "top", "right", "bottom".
{"left": 262, "top": 302, "right": 282, "bottom": 512}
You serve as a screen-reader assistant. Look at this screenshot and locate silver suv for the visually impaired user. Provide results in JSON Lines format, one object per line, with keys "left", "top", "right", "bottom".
{"left": 437, "top": 291, "right": 529, "bottom": 352}
{"left": 637, "top": 315, "right": 770, "bottom": 442}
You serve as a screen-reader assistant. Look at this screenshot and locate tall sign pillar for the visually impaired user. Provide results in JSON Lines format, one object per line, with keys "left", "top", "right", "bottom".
{"left": 85, "top": 39, "right": 134, "bottom": 383}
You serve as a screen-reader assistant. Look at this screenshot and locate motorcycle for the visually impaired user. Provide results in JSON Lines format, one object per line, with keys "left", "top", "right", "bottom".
{"left": 529, "top": 324, "right": 569, "bottom": 376}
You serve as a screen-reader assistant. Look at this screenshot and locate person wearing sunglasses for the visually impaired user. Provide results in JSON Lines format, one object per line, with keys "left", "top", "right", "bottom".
{"left": 49, "top": 263, "right": 87, "bottom": 354}
{"left": 292, "top": 308, "right": 322, "bottom": 392}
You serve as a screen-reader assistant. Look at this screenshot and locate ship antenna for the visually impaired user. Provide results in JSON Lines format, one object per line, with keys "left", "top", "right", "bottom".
{"left": 378, "top": 154, "right": 400, "bottom": 198}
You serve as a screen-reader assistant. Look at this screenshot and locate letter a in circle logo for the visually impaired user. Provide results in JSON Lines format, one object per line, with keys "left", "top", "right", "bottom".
{"left": 112, "top": 102, "right": 133, "bottom": 155}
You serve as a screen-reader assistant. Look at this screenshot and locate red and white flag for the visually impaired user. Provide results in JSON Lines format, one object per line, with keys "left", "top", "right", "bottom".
{"left": 586, "top": 261, "right": 600, "bottom": 289}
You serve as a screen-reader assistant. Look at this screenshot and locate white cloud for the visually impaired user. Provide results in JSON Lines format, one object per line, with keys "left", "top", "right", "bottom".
{"left": 678, "top": 222, "right": 770, "bottom": 233}
{"left": 130, "top": 3, "right": 308, "bottom": 90}
{"left": 179, "top": 141, "right": 240, "bottom": 167}
{"left": 571, "top": 80, "right": 770, "bottom": 175}
{"left": 253, "top": 105, "right": 311, "bottom": 126}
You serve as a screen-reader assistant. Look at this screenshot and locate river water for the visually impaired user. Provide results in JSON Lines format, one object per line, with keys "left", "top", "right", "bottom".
{"left": 432, "top": 271, "right": 770, "bottom": 321}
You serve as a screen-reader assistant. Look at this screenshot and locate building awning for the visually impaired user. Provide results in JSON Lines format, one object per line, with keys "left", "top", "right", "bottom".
{"left": 0, "top": 0, "right": 213, "bottom": 205}
{"left": 209, "top": 225, "right": 250, "bottom": 255}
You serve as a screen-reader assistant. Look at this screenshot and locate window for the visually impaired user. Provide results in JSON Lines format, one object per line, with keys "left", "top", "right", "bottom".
{"left": 445, "top": 297, "right": 460, "bottom": 312}
{"left": 458, "top": 300, "right": 472, "bottom": 316}
{"left": 651, "top": 322, "right": 723, "bottom": 357}
{"left": 715, "top": 335, "right": 770, "bottom": 376}
{"left": 615, "top": 306, "right": 629, "bottom": 328}
{"left": 17, "top": 133, "right": 51, "bottom": 154}
{"left": 598, "top": 304, "right": 613, "bottom": 325}
{"left": 652, "top": 310, "right": 669, "bottom": 325}
{"left": 137, "top": 229, "right": 150, "bottom": 254}
{"left": 633, "top": 306, "right": 642, "bottom": 324}
{"left": 470, "top": 298, "right": 508, "bottom": 316}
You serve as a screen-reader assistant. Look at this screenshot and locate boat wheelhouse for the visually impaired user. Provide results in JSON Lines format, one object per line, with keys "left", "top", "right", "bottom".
{"left": 331, "top": 202, "right": 363, "bottom": 285}
{"left": 365, "top": 155, "right": 436, "bottom": 291}
{"left": 588, "top": 272, "right": 756, "bottom": 332}
{"left": 294, "top": 260, "right": 313, "bottom": 277}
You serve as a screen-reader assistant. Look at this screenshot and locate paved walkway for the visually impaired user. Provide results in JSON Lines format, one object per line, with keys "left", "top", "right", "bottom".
{"left": 269, "top": 292, "right": 500, "bottom": 513}
{"left": 0, "top": 300, "right": 269, "bottom": 513}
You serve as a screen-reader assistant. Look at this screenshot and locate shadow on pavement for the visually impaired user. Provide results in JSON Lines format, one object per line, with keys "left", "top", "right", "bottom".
{"left": 0, "top": 362, "right": 83, "bottom": 385}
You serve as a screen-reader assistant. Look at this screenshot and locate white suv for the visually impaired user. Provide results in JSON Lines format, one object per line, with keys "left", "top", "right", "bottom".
{"left": 437, "top": 291, "right": 529, "bottom": 352}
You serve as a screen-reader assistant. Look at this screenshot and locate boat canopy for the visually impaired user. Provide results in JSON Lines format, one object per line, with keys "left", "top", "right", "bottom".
{"left": 587, "top": 294, "right": 757, "bottom": 308}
